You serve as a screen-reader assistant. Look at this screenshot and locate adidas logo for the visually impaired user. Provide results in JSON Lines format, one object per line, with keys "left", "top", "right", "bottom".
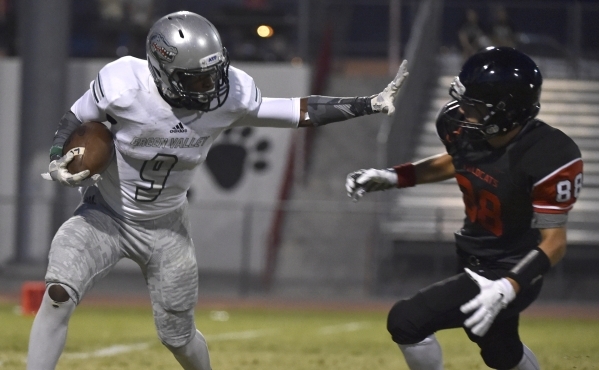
{"left": 170, "top": 122, "right": 188, "bottom": 133}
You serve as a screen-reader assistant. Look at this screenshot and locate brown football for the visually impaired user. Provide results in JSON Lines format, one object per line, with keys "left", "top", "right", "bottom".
{"left": 62, "top": 121, "right": 115, "bottom": 176}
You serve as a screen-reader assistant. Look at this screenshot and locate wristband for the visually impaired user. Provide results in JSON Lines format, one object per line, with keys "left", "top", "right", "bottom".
{"left": 506, "top": 249, "right": 551, "bottom": 290}
{"left": 49, "top": 145, "right": 63, "bottom": 161}
{"left": 393, "top": 163, "right": 416, "bottom": 188}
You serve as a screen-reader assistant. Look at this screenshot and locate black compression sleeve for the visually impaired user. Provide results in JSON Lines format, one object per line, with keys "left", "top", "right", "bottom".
{"left": 307, "top": 95, "right": 375, "bottom": 127}
{"left": 50, "top": 111, "right": 82, "bottom": 160}
{"left": 506, "top": 248, "right": 551, "bottom": 290}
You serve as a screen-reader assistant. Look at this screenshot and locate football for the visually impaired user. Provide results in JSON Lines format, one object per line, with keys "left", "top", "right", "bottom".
{"left": 62, "top": 121, "right": 115, "bottom": 176}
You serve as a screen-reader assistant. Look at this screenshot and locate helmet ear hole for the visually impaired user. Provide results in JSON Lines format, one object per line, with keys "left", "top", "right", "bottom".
{"left": 505, "top": 110, "right": 518, "bottom": 122}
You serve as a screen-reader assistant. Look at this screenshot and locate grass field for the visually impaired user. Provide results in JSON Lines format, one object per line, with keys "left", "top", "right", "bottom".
{"left": 1, "top": 302, "right": 598, "bottom": 370}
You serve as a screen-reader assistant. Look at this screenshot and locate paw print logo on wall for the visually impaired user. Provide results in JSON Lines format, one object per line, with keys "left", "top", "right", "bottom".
{"left": 205, "top": 127, "right": 271, "bottom": 189}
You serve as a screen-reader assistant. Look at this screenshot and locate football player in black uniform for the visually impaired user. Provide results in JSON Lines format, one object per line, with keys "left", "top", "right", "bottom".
{"left": 346, "top": 47, "right": 583, "bottom": 369}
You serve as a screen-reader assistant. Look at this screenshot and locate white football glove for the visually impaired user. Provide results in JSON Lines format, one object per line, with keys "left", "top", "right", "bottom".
{"left": 346, "top": 168, "right": 398, "bottom": 201}
{"left": 460, "top": 268, "right": 516, "bottom": 337}
{"left": 41, "top": 151, "right": 101, "bottom": 187}
{"left": 371, "top": 59, "right": 409, "bottom": 116}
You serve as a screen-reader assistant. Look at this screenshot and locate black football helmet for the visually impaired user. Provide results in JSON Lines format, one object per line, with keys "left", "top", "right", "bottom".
{"left": 443, "top": 46, "right": 543, "bottom": 141}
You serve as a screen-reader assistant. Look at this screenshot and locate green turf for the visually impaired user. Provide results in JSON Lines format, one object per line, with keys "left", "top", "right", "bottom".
{"left": 1, "top": 303, "right": 598, "bottom": 369}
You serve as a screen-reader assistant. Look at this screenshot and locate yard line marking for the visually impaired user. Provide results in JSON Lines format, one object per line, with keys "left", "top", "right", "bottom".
{"left": 54, "top": 329, "right": 277, "bottom": 362}
{"left": 318, "top": 321, "right": 371, "bottom": 335}
{"left": 205, "top": 329, "right": 278, "bottom": 342}
{"left": 63, "top": 342, "right": 151, "bottom": 359}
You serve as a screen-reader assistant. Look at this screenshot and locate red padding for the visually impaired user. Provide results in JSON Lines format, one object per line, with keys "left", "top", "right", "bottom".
{"left": 21, "top": 281, "right": 46, "bottom": 315}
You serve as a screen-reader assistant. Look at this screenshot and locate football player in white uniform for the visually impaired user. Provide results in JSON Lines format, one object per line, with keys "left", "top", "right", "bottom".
{"left": 30, "top": 11, "right": 409, "bottom": 370}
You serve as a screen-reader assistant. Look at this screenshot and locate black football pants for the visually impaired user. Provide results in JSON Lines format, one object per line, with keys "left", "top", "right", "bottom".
{"left": 386, "top": 265, "right": 542, "bottom": 369}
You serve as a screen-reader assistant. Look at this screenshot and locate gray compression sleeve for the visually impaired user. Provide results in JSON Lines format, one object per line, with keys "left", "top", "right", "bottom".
{"left": 50, "top": 111, "right": 82, "bottom": 160}
{"left": 307, "top": 95, "right": 376, "bottom": 127}
{"left": 531, "top": 212, "right": 568, "bottom": 228}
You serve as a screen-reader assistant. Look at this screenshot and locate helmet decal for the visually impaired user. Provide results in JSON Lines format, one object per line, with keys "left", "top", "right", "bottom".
{"left": 149, "top": 33, "right": 178, "bottom": 63}
{"left": 200, "top": 52, "right": 224, "bottom": 68}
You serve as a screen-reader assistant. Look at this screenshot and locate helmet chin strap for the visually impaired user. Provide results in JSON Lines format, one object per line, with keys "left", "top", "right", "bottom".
{"left": 155, "top": 85, "right": 186, "bottom": 109}
{"left": 163, "top": 86, "right": 180, "bottom": 100}
{"left": 154, "top": 83, "right": 206, "bottom": 110}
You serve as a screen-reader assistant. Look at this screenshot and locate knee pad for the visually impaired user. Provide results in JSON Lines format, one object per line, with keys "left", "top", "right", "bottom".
{"left": 387, "top": 299, "right": 429, "bottom": 345}
{"left": 163, "top": 328, "right": 204, "bottom": 352}
{"left": 155, "top": 308, "right": 196, "bottom": 348}
{"left": 479, "top": 338, "right": 523, "bottom": 369}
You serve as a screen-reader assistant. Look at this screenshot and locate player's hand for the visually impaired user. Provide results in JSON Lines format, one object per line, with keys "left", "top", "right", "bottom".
{"left": 460, "top": 268, "right": 516, "bottom": 337}
{"left": 346, "top": 168, "right": 397, "bottom": 201}
{"left": 371, "top": 59, "right": 409, "bottom": 116}
{"left": 41, "top": 151, "right": 101, "bottom": 187}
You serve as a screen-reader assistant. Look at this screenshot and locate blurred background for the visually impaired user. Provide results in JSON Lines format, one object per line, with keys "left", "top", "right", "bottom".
{"left": 1, "top": 0, "right": 599, "bottom": 304}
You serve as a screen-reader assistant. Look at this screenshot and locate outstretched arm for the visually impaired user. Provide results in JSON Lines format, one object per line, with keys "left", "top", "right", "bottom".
{"left": 298, "top": 60, "right": 409, "bottom": 127}
{"left": 413, "top": 153, "right": 455, "bottom": 184}
{"left": 237, "top": 61, "right": 408, "bottom": 129}
{"left": 346, "top": 153, "right": 455, "bottom": 201}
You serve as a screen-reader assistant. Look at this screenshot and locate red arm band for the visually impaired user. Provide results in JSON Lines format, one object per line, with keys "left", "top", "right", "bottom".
{"left": 392, "top": 163, "right": 416, "bottom": 188}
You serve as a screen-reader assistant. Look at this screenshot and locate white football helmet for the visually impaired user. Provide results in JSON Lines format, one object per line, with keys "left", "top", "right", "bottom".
{"left": 146, "top": 11, "right": 230, "bottom": 111}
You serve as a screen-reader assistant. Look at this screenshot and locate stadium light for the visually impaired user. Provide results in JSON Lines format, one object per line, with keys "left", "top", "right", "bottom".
{"left": 257, "top": 25, "right": 274, "bottom": 38}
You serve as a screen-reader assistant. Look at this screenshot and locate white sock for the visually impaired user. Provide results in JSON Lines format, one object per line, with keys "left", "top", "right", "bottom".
{"left": 168, "top": 329, "right": 212, "bottom": 370}
{"left": 512, "top": 344, "right": 540, "bottom": 370}
{"left": 398, "top": 334, "right": 443, "bottom": 370}
{"left": 26, "top": 289, "right": 76, "bottom": 370}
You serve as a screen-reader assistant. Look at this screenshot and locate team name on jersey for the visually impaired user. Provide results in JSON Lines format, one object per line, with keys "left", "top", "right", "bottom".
{"left": 130, "top": 136, "right": 209, "bottom": 148}
{"left": 464, "top": 165, "right": 499, "bottom": 187}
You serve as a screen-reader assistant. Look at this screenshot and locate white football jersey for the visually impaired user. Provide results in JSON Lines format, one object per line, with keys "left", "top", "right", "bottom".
{"left": 70, "top": 56, "right": 297, "bottom": 220}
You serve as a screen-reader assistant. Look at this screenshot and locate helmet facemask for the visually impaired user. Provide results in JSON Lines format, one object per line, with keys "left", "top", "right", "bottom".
{"left": 166, "top": 50, "right": 230, "bottom": 111}
{"left": 447, "top": 76, "right": 513, "bottom": 142}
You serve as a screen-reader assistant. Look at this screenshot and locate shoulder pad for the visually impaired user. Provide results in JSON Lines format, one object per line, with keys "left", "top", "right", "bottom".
{"left": 519, "top": 120, "right": 582, "bottom": 180}
{"left": 224, "top": 66, "right": 262, "bottom": 113}
{"left": 91, "top": 57, "right": 148, "bottom": 110}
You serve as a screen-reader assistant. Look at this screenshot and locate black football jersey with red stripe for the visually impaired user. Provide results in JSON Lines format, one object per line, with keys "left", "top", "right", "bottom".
{"left": 437, "top": 117, "right": 583, "bottom": 263}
